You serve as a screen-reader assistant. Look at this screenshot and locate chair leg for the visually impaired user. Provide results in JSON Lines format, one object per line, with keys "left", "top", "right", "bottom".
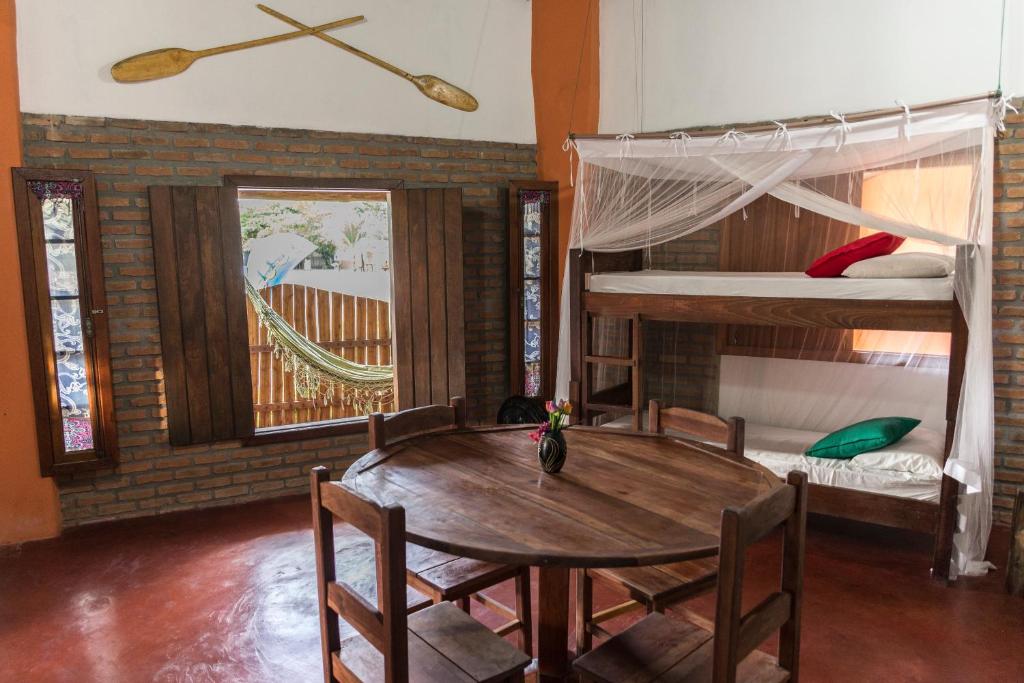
{"left": 574, "top": 569, "right": 593, "bottom": 655}
{"left": 457, "top": 596, "right": 471, "bottom": 613}
{"left": 515, "top": 567, "right": 533, "bottom": 657}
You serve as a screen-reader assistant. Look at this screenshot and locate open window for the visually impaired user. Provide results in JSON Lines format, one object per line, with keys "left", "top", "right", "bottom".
{"left": 12, "top": 169, "right": 117, "bottom": 475}
{"left": 150, "top": 177, "right": 467, "bottom": 446}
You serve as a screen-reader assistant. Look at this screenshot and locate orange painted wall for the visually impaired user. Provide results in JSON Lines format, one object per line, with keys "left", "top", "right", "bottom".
{"left": 531, "top": 0, "right": 600, "bottom": 282}
{"left": 0, "top": 0, "right": 61, "bottom": 545}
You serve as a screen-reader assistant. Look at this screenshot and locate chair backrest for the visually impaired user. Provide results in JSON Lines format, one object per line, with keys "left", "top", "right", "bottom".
{"left": 712, "top": 471, "right": 808, "bottom": 683}
{"left": 648, "top": 399, "right": 745, "bottom": 460}
{"left": 368, "top": 396, "right": 466, "bottom": 450}
{"left": 311, "top": 466, "right": 409, "bottom": 683}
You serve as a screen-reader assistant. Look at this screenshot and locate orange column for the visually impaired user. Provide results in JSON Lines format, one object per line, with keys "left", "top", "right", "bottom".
{"left": 531, "top": 0, "right": 599, "bottom": 283}
{"left": 0, "top": 0, "right": 61, "bottom": 544}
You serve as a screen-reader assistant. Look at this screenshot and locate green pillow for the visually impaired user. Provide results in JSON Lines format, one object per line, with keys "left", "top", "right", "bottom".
{"left": 805, "top": 417, "right": 921, "bottom": 459}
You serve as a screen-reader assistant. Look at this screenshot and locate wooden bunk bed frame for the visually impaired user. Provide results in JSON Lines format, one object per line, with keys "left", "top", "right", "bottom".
{"left": 567, "top": 249, "right": 963, "bottom": 581}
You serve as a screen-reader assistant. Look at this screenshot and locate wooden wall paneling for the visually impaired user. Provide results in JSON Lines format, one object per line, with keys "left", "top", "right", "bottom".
{"left": 408, "top": 190, "right": 432, "bottom": 406}
{"left": 195, "top": 187, "right": 234, "bottom": 441}
{"left": 149, "top": 186, "right": 192, "bottom": 445}
{"left": 218, "top": 187, "right": 255, "bottom": 438}
{"left": 170, "top": 186, "right": 214, "bottom": 443}
{"left": 390, "top": 190, "right": 414, "bottom": 409}
{"left": 151, "top": 184, "right": 254, "bottom": 445}
{"left": 443, "top": 188, "right": 466, "bottom": 401}
{"left": 426, "top": 190, "right": 450, "bottom": 405}
{"left": 718, "top": 190, "right": 861, "bottom": 358}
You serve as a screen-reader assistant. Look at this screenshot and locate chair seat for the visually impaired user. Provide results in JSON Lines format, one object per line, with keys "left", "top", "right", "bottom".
{"left": 590, "top": 555, "right": 719, "bottom": 607}
{"left": 573, "top": 612, "right": 788, "bottom": 683}
{"left": 334, "top": 601, "right": 531, "bottom": 683}
{"left": 406, "top": 544, "right": 522, "bottom": 599}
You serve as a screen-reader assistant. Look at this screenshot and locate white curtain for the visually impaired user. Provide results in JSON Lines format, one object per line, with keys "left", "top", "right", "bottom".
{"left": 555, "top": 98, "right": 1003, "bottom": 577}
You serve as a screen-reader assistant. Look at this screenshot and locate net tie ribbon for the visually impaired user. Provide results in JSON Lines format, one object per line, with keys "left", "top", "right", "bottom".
{"left": 829, "top": 110, "right": 851, "bottom": 151}
{"left": 993, "top": 94, "right": 1019, "bottom": 132}
{"left": 615, "top": 132, "right": 636, "bottom": 158}
{"left": 562, "top": 135, "right": 578, "bottom": 186}
{"left": 895, "top": 99, "right": 913, "bottom": 140}
{"left": 669, "top": 130, "right": 692, "bottom": 157}
{"left": 771, "top": 121, "right": 792, "bottom": 150}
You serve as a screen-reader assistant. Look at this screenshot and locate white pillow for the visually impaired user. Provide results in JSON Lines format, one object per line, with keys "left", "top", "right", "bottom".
{"left": 842, "top": 252, "right": 954, "bottom": 279}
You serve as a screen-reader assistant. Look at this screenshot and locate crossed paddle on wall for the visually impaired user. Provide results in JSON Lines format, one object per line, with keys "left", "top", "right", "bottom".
{"left": 111, "top": 4, "right": 479, "bottom": 112}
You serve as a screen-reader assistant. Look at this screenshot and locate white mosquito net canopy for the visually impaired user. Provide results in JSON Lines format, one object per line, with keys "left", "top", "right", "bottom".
{"left": 555, "top": 97, "right": 1010, "bottom": 577}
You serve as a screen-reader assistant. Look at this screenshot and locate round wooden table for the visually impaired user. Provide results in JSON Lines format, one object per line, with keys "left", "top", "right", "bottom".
{"left": 343, "top": 425, "right": 779, "bottom": 681}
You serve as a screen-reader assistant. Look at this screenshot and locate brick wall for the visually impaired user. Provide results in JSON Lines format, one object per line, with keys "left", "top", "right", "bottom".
{"left": 20, "top": 113, "right": 535, "bottom": 527}
{"left": 992, "top": 106, "right": 1024, "bottom": 525}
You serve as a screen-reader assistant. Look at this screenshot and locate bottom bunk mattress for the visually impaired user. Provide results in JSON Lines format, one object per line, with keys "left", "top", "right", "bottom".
{"left": 603, "top": 417, "right": 944, "bottom": 502}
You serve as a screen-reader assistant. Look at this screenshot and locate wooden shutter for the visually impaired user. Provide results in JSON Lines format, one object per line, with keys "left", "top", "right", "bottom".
{"left": 390, "top": 188, "right": 466, "bottom": 408}
{"left": 150, "top": 185, "right": 254, "bottom": 445}
{"left": 718, "top": 191, "right": 860, "bottom": 359}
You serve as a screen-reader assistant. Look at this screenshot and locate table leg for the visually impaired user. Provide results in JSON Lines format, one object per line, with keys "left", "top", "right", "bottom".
{"left": 537, "top": 566, "right": 571, "bottom": 682}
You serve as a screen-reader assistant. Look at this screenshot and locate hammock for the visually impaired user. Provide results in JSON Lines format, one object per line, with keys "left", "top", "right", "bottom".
{"left": 245, "top": 281, "right": 394, "bottom": 411}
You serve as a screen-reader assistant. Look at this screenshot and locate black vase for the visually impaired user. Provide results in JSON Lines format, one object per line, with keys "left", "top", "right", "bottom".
{"left": 537, "top": 431, "right": 567, "bottom": 474}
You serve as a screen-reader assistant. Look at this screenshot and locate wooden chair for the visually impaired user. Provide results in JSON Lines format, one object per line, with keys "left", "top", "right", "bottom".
{"left": 311, "top": 467, "right": 531, "bottom": 683}
{"left": 573, "top": 471, "right": 808, "bottom": 683}
{"left": 368, "top": 397, "right": 533, "bottom": 657}
{"left": 574, "top": 401, "right": 745, "bottom": 654}
{"left": 648, "top": 400, "right": 745, "bottom": 461}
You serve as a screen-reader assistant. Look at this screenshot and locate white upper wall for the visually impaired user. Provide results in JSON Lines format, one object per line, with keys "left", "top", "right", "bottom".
{"left": 600, "top": 0, "right": 1023, "bottom": 132}
{"left": 16, "top": 0, "right": 536, "bottom": 143}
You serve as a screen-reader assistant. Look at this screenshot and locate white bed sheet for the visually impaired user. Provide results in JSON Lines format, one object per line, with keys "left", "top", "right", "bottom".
{"left": 603, "top": 417, "right": 944, "bottom": 502}
{"left": 588, "top": 270, "right": 954, "bottom": 301}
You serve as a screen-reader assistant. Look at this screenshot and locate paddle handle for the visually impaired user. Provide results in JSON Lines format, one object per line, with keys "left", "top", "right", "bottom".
{"left": 256, "top": 4, "right": 411, "bottom": 81}
{"left": 199, "top": 14, "right": 365, "bottom": 58}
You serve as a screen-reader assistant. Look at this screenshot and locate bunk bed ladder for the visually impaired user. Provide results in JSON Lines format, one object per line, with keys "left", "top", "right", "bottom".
{"left": 580, "top": 312, "right": 643, "bottom": 430}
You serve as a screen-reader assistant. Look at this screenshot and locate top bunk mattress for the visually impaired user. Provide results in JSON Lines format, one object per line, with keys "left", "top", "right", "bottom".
{"left": 588, "top": 270, "right": 954, "bottom": 301}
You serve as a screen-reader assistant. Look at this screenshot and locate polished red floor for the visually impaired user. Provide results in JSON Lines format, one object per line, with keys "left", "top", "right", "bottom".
{"left": 1, "top": 496, "right": 1021, "bottom": 682}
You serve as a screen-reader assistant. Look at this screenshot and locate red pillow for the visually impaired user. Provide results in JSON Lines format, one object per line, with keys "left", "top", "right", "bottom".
{"left": 805, "top": 232, "right": 905, "bottom": 278}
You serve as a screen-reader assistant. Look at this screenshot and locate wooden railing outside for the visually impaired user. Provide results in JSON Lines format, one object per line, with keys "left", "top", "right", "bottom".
{"left": 246, "top": 283, "right": 394, "bottom": 428}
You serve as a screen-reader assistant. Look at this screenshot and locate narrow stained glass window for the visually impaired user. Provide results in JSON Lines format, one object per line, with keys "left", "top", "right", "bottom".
{"left": 41, "top": 195, "right": 94, "bottom": 452}
{"left": 519, "top": 190, "right": 550, "bottom": 397}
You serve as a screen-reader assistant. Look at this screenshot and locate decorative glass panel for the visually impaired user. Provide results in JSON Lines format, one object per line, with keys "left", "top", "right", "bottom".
{"left": 523, "top": 280, "right": 541, "bottom": 321}
{"left": 45, "top": 242, "right": 80, "bottom": 296}
{"left": 517, "top": 189, "right": 551, "bottom": 399}
{"left": 523, "top": 236, "right": 541, "bottom": 278}
{"left": 525, "top": 362, "right": 541, "bottom": 397}
{"left": 41, "top": 196, "right": 75, "bottom": 240}
{"left": 524, "top": 321, "right": 541, "bottom": 362}
{"left": 50, "top": 298, "right": 92, "bottom": 451}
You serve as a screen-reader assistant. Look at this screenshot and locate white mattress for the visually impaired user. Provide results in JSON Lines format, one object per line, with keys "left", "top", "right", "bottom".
{"left": 603, "top": 417, "right": 944, "bottom": 502}
{"left": 588, "top": 270, "right": 954, "bottom": 301}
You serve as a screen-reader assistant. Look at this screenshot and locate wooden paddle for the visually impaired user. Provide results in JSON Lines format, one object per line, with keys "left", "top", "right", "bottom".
{"left": 111, "top": 15, "right": 365, "bottom": 83}
{"left": 256, "top": 4, "right": 479, "bottom": 112}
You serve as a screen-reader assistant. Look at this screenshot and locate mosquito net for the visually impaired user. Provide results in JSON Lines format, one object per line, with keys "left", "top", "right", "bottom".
{"left": 555, "top": 97, "right": 1010, "bottom": 577}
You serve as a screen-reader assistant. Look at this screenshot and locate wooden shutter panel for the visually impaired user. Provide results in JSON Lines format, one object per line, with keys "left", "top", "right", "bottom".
{"left": 390, "top": 188, "right": 466, "bottom": 408}
{"left": 150, "top": 185, "right": 254, "bottom": 445}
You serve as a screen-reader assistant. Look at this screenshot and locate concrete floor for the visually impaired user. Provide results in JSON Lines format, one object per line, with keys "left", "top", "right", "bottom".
{"left": 1, "top": 495, "right": 1021, "bottom": 682}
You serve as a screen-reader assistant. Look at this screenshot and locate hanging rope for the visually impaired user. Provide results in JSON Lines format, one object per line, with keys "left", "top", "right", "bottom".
{"left": 245, "top": 281, "right": 394, "bottom": 412}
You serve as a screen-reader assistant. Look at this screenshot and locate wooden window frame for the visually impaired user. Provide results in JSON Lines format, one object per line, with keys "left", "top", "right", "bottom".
{"left": 12, "top": 168, "right": 117, "bottom": 475}
{"left": 507, "top": 180, "right": 559, "bottom": 400}
{"left": 222, "top": 175, "right": 405, "bottom": 445}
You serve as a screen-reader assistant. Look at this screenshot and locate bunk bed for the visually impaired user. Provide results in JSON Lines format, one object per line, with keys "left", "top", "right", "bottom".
{"left": 555, "top": 96, "right": 1002, "bottom": 579}
{"left": 567, "top": 251, "right": 965, "bottom": 578}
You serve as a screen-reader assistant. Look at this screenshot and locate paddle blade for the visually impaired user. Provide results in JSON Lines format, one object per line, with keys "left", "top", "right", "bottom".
{"left": 412, "top": 75, "right": 479, "bottom": 112}
{"left": 111, "top": 48, "right": 195, "bottom": 83}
